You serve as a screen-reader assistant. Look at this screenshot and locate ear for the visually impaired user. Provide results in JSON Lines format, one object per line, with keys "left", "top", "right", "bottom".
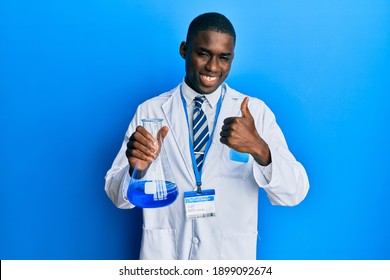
{"left": 179, "top": 41, "right": 187, "bottom": 59}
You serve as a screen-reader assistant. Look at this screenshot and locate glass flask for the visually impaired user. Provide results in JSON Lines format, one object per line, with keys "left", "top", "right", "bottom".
{"left": 127, "top": 119, "right": 178, "bottom": 208}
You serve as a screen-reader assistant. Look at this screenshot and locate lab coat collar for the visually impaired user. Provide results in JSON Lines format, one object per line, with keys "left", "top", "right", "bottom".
{"left": 181, "top": 78, "right": 222, "bottom": 109}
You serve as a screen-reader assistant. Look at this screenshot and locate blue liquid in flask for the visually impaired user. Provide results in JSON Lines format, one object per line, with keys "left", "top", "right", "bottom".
{"left": 128, "top": 180, "right": 178, "bottom": 208}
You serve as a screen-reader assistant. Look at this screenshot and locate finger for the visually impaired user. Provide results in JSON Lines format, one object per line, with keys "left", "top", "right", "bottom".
{"left": 219, "top": 130, "right": 230, "bottom": 137}
{"left": 219, "top": 136, "right": 230, "bottom": 146}
{"left": 157, "top": 126, "right": 169, "bottom": 149}
{"left": 126, "top": 140, "right": 155, "bottom": 159}
{"left": 220, "top": 123, "right": 232, "bottom": 132}
{"left": 126, "top": 148, "right": 154, "bottom": 163}
{"left": 240, "top": 97, "right": 252, "bottom": 118}
{"left": 135, "top": 126, "right": 155, "bottom": 143}
{"left": 157, "top": 126, "right": 169, "bottom": 141}
{"left": 133, "top": 127, "right": 157, "bottom": 150}
{"left": 223, "top": 117, "right": 237, "bottom": 125}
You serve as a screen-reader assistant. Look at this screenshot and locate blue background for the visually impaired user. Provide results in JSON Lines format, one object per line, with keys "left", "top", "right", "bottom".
{"left": 1, "top": 0, "right": 389, "bottom": 260}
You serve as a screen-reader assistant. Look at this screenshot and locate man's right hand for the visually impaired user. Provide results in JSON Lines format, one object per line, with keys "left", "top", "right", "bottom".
{"left": 125, "top": 125, "right": 169, "bottom": 173}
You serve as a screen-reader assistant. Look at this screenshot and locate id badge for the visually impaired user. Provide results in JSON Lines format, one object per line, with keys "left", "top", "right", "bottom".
{"left": 184, "top": 189, "right": 216, "bottom": 220}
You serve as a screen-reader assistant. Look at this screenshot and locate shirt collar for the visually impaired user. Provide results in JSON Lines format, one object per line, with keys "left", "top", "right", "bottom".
{"left": 181, "top": 78, "right": 222, "bottom": 109}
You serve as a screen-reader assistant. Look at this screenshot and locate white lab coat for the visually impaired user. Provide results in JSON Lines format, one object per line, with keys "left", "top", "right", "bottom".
{"left": 105, "top": 83, "right": 309, "bottom": 260}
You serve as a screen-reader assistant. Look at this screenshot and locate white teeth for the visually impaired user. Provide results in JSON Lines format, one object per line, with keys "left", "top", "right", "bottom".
{"left": 201, "top": 75, "right": 217, "bottom": 82}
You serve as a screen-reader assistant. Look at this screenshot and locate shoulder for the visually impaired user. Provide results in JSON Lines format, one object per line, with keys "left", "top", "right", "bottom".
{"left": 224, "top": 83, "right": 268, "bottom": 109}
{"left": 138, "top": 84, "right": 181, "bottom": 108}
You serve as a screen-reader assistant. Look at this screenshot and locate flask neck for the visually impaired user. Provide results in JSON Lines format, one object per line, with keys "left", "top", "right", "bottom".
{"left": 142, "top": 119, "right": 163, "bottom": 139}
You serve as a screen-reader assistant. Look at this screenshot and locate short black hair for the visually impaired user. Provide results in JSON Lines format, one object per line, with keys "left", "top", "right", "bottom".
{"left": 186, "top": 12, "right": 236, "bottom": 44}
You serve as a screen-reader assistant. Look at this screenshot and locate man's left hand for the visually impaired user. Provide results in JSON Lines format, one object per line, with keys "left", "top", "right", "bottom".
{"left": 220, "top": 97, "right": 271, "bottom": 166}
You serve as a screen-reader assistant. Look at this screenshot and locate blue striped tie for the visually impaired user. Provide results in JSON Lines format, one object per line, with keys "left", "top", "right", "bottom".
{"left": 193, "top": 96, "right": 209, "bottom": 171}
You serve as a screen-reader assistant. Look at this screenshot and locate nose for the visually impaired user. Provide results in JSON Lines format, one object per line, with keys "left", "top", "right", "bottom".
{"left": 205, "top": 57, "right": 218, "bottom": 73}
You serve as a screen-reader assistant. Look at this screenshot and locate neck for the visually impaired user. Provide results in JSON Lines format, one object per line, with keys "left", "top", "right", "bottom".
{"left": 184, "top": 77, "right": 198, "bottom": 94}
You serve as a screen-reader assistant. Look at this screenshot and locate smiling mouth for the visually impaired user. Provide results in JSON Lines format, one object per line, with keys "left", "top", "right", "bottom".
{"left": 200, "top": 74, "right": 218, "bottom": 85}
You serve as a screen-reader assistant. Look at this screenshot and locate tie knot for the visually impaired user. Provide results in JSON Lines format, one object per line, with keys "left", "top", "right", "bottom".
{"left": 194, "top": 96, "right": 206, "bottom": 108}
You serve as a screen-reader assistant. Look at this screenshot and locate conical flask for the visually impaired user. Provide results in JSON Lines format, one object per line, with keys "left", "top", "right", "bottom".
{"left": 127, "top": 119, "right": 178, "bottom": 208}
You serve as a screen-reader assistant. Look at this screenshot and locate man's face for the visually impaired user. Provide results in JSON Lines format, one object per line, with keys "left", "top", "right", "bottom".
{"left": 180, "top": 30, "right": 235, "bottom": 94}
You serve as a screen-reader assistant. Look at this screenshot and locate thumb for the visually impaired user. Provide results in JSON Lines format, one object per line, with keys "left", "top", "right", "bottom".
{"left": 240, "top": 97, "right": 252, "bottom": 118}
{"left": 156, "top": 126, "right": 169, "bottom": 152}
{"left": 157, "top": 126, "right": 169, "bottom": 141}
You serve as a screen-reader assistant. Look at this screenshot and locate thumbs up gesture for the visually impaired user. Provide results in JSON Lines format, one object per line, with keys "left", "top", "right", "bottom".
{"left": 220, "top": 97, "right": 271, "bottom": 166}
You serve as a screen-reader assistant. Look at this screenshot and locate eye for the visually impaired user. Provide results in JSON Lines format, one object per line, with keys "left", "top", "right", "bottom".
{"left": 219, "top": 55, "right": 230, "bottom": 62}
{"left": 197, "top": 51, "right": 209, "bottom": 58}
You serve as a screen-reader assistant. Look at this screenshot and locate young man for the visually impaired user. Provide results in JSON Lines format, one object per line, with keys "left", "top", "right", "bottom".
{"left": 105, "top": 12, "right": 309, "bottom": 260}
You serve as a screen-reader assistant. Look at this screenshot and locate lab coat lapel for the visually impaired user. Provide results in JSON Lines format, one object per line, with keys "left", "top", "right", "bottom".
{"left": 201, "top": 85, "right": 245, "bottom": 173}
{"left": 162, "top": 86, "right": 196, "bottom": 185}
{"left": 217, "top": 85, "right": 246, "bottom": 130}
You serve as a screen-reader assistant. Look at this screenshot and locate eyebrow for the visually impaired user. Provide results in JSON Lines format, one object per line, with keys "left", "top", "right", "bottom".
{"left": 198, "top": 47, "right": 233, "bottom": 57}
